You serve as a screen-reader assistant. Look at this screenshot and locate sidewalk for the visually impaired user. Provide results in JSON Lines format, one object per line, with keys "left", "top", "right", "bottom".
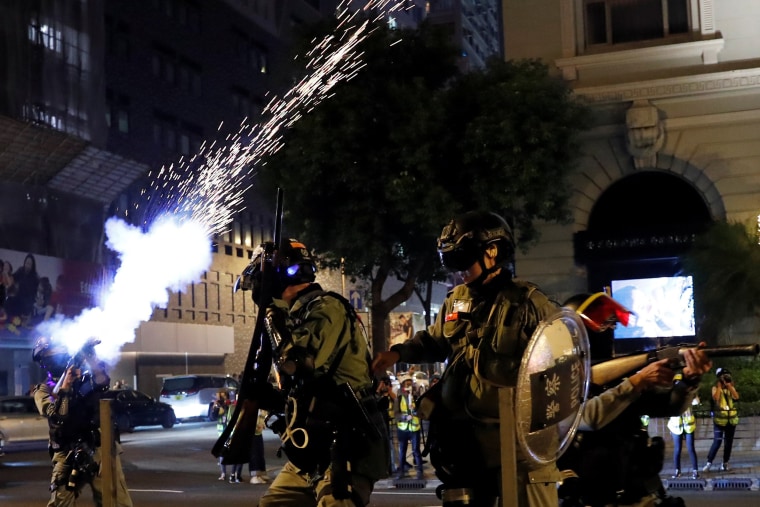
{"left": 374, "top": 450, "right": 760, "bottom": 492}
{"left": 661, "top": 448, "right": 760, "bottom": 491}
{"left": 259, "top": 430, "right": 760, "bottom": 492}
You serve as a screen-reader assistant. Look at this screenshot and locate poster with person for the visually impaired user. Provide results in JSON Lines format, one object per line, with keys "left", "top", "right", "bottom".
{"left": 0, "top": 247, "right": 105, "bottom": 341}
{"left": 390, "top": 312, "right": 425, "bottom": 346}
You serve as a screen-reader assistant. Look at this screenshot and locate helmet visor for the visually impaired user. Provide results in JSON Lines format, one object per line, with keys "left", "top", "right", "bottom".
{"left": 438, "top": 235, "right": 482, "bottom": 272}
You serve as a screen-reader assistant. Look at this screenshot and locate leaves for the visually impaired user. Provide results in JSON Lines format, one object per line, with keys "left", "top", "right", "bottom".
{"left": 257, "top": 16, "right": 590, "bottom": 350}
{"left": 680, "top": 220, "right": 760, "bottom": 341}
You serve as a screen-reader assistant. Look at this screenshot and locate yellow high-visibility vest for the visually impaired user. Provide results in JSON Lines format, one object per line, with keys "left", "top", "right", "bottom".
{"left": 398, "top": 394, "right": 420, "bottom": 432}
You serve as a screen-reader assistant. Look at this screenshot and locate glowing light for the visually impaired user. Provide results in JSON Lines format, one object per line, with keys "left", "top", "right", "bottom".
{"left": 38, "top": 1, "right": 405, "bottom": 361}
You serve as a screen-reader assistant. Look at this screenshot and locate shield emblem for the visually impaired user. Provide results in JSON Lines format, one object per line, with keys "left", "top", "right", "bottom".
{"left": 514, "top": 308, "right": 590, "bottom": 466}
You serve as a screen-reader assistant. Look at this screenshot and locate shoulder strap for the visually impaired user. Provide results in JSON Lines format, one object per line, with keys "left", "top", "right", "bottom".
{"left": 298, "top": 289, "right": 371, "bottom": 379}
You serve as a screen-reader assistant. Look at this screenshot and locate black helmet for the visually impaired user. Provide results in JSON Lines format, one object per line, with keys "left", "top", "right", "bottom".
{"left": 275, "top": 239, "right": 317, "bottom": 287}
{"left": 437, "top": 211, "right": 515, "bottom": 274}
{"left": 236, "top": 239, "right": 316, "bottom": 304}
{"left": 32, "top": 336, "right": 70, "bottom": 379}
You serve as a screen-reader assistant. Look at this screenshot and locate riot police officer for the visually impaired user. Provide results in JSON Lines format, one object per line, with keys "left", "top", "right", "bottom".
{"left": 242, "top": 239, "right": 388, "bottom": 507}
{"left": 559, "top": 293, "right": 711, "bottom": 507}
{"left": 32, "top": 336, "right": 133, "bottom": 507}
{"left": 372, "top": 210, "right": 561, "bottom": 507}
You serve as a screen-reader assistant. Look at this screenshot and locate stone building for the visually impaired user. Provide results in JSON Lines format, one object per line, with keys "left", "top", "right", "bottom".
{"left": 504, "top": 0, "right": 760, "bottom": 347}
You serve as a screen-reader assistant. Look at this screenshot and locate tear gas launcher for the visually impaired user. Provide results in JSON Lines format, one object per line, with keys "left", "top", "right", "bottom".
{"left": 212, "top": 188, "right": 284, "bottom": 464}
{"left": 591, "top": 343, "right": 760, "bottom": 387}
{"left": 52, "top": 339, "right": 102, "bottom": 395}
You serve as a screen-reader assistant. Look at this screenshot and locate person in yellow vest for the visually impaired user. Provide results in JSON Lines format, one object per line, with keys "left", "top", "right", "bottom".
{"left": 703, "top": 367, "right": 740, "bottom": 472}
{"left": 667, "top": 374, "right": 700, "bottom": 479}
{"left": 396, "top": 373, "right": 423, "bottom": 480}
{"left": 376, "top": 376, "right": 398, "bottom": 475}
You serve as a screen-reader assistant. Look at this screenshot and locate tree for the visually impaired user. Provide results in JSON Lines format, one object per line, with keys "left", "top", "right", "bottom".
{"left": 257, "top": 18, "right": 590, "bottom": 354}
{"left": 680, "top": 219, "right": 760, "bottom": 343}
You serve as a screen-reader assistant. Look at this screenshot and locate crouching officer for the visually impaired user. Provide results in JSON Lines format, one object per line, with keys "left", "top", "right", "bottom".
{"left": 240, "top": 239, "right": 388, "bottom": 507}
{"left": 33, "top": 337, "right": 133, "bottom": 507}
{"left": 558, "top": 293, "right": 710, "bottom": 507}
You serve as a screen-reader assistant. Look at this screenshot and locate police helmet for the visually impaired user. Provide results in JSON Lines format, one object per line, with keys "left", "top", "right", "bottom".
{"left": 437, "top": 211, "right": 515, "bottom": 273}
{"left": 275, "top": 239, "right": 317, "bottom": 287}
{"left": 32, "top": 336, "right": 70, "bottom": 379}
{"left": 563, "top": 292, "right": 632, "bottom": 334}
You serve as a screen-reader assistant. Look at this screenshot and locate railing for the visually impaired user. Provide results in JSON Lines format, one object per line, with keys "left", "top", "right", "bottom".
{"left": 648, "top": 415, "right": 760, "bottom": 453}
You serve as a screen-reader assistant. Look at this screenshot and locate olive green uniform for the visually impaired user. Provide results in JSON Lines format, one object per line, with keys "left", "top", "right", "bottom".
{"left": 34, "top": 380, "right": 132, "bottom": 507}
{"left": 391, "top": 272, "right": 560, "bottom": 507}
{"left": 259, "top": 284, "right": 387, "bottom": 507}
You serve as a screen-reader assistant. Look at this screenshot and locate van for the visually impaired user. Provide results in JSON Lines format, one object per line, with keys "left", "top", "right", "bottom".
{"left": 159, "top": 375, "right": 239, "bottom": 421}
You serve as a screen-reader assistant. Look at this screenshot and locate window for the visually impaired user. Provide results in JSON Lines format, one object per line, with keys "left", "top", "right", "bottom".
{"left": 106, "top": 90, "right": 130, "bottom": 134}
{"left": 584, "top": 0, "right": 690, "bottom": 47}
{"left": 105, "top": 17, "right": 130, "bottom": 59}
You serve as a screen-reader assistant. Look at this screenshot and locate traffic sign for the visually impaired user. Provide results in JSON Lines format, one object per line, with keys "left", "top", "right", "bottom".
{"left": 349, "top": 290, "right": 363, "bottom": 310}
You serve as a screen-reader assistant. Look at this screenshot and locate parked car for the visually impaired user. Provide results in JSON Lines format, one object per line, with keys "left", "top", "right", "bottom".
{"left": 0, "top": 395, "right": 49, "bottom": 454}
{"left": 159, "top": 374, "right": 239, "bottom": 421}
{"left": 101, "top": 388, "right": 176, "bottom": 433}
{"left": 413, "top": 371, "right": 430, "bottom": 395}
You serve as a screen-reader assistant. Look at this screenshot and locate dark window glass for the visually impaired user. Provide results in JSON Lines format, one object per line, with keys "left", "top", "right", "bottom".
{"left": 611, "top": 0, "right": 663, "bottom": 44}
{"left": 586, "top": 1, "right": 607, "bottom": 45}
{"left": 668, "top": 0, "right": 689, "bottom": 34}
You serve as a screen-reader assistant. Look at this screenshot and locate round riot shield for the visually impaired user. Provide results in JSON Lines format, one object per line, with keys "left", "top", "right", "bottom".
{"left": 514, "top": 308, "right": 590, "bottom": 466}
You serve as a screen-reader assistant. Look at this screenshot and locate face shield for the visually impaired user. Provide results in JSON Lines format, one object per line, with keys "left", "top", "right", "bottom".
{"left": 438, "top": 233, "right": 482, "bottom": 272}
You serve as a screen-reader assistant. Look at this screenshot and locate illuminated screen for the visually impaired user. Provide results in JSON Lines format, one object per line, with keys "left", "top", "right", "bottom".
{"left": 611, "top": 275, "right": 695, "bottom": 339}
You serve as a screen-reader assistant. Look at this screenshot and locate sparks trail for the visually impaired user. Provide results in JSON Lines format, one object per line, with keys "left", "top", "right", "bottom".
{"left": 39, "top": 1, "right": 407, "bottom": 359}
{"left": 137, "top": 0, "right": 406, "bottom": 236}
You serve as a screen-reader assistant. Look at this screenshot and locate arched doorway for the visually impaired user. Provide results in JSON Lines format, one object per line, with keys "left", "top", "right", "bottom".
{"left": 574, "top": 171, "right": 712, "bottom": 356}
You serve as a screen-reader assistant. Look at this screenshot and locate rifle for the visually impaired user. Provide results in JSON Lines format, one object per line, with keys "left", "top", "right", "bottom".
{"left": 591, "top": 343, "right": 760, "bottom": 387}
{"left": 212, "top": 188, "right": 284, "bottom": 464}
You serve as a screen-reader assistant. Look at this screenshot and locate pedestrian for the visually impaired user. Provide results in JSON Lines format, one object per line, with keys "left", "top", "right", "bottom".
{"left": 211, "top": 389, "right": 232, "bottom": 481}
{"left": 668, "top": 383, "right": 700, "bottom": 479}
{"left": 32, "top": 337, "right": 133, "bottom": 507}
{"left": 558, "top": 293, "right": 711, "bottom": 507}
{"left": 372, "top": 210, "right": 561, "bottom": 507}
{"left": 703, "top": 367, "right": 740, "bottom": 472}
{"left": 376, "top": 375, "right": 398, "bottom": 475}
{"left": 395, "top": 373, "right": 423, "bottom": 480}
{"left": 241, "top": 239, "right": 388, "bottom": 507}
{"left": 248, "top": 409, "right": 270, "bottom": 484}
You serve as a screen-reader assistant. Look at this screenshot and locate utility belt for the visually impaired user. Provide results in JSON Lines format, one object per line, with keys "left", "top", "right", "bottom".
{"left": 52, "top": 440, "right": 99, "bottom": 492}
{"left": 51, "top": 428, "right": 100, "bottom": 454}
{"left": 269, "top": 379, "right": 386, "bottom": 475}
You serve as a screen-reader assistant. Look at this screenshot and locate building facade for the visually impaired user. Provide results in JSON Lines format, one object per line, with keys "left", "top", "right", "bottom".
{"left": 0, "top": 0, "right": 344, "bottom": 397}
{"left": 504, "top": 0, "right": 760, "bottom": 344}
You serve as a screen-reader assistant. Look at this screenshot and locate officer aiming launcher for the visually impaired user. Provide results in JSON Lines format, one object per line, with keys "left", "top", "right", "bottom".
{"left": 573, "top": 292, "right": 760, "bottom": 386}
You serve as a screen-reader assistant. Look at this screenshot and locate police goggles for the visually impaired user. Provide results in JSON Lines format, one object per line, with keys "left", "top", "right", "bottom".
{"left": 438, "top": 235, "right": 482, "bottom": 272}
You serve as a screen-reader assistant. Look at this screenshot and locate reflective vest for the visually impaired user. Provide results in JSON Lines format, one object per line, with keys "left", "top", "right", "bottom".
{"left": 713, "top": 388, "right": 739, "bottom": 426}
{"left": 397, "top": 393, "right": 420, "bottom": 432}
{"left": 667, "top": 408, "right": 696, "bottom": 435}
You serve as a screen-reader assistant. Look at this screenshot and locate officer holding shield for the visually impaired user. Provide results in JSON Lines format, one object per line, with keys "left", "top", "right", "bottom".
{"left": 373, "top": 210, "right": 561, "bottom": 507}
